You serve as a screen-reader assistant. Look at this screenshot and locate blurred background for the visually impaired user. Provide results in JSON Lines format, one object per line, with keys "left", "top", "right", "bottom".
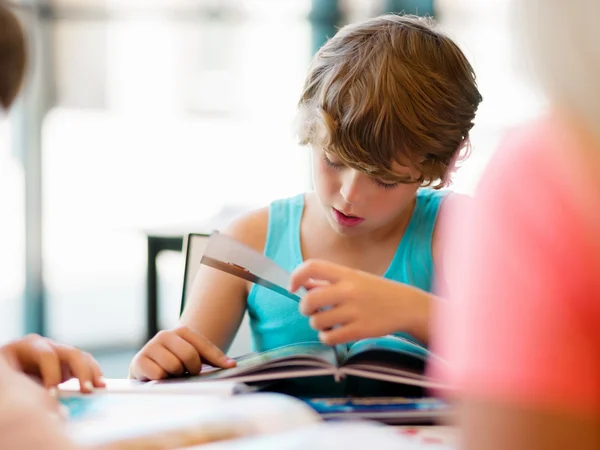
{"left": 0, "top": 0, "right": 546, "bottom": 376}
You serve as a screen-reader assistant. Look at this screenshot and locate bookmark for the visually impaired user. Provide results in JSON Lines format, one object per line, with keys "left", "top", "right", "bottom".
{"left": 200, "top": 231, "right": 306, "bottom": 302}
{"left": 201, "top": 254, "right": 302, "bottom": 302}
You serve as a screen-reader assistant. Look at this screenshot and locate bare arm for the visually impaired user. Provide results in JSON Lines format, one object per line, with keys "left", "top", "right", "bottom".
{"left": 431, "top": 192, "right": 472, "bottom": 297}
{"left": 435, "top": 132, "right": 600, "bottom": 448}
{"left": 129, "top": 207, "right": 269, "bottom": 380}
{"left": 460, "top": 400, "right": 600, "bottom": 450}
{"left": 179, "top": 207, "right": 269, "bottom": 353}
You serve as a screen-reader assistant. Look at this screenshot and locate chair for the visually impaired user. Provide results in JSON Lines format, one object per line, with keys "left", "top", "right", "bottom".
{"left": 180, "top": 233, "right": 252, "bottom": 357}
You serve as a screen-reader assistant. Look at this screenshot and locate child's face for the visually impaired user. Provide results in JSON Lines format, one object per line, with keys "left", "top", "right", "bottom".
{"left": 312, "top": 148, "right": 421, "bottom": 236}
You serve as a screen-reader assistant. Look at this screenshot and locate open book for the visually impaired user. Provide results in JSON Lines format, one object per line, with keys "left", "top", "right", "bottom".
{"left": 59, "top": 391, "right": 321, "bottom": 448}
{"left": 194, "top": 232, "right": 446, "bottom": 392}
{"left": 59, "top": 386, "right": 451, "bottom": 447}
{"left": 197, "top": 336, "right": 444, "bottom": 391}
{"left": 303, "top": 396, "right": 450, "bottom": 425}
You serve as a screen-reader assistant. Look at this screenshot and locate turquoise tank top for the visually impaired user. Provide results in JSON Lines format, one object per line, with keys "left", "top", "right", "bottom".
{"left": 247, "top": 189, "right": 448, "bottom": 352}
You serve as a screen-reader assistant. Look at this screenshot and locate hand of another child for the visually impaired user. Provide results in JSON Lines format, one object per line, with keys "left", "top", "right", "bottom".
{"left": 0, "top": 334, "right": 105, "bottom": 393}
{"left": 289, "top": 260, "right": 432, "bottom": 345}
{"left": 0, "top": 356, "right": 65, "bottom": 418}
{"left": 129, "top": 326, "right": 236, "bottom": 381}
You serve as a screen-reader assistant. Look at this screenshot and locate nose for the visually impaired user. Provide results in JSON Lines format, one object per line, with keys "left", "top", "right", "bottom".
{"left": 340, "top": 169, "right": 366, "bottom": 205}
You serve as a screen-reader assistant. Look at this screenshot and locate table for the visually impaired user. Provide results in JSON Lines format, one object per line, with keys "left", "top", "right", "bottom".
{"left": 60, "top": 378, "right": 457, "bottom": 449}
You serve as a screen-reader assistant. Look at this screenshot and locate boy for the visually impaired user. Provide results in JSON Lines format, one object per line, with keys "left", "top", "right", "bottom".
{"left": 131, "top": 14, "right": 482, "bottom": 381}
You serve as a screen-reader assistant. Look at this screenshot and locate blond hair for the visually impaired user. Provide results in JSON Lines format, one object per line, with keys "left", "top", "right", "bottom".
{"left": 297, "top": 14, "right": 482, "bottom": 188}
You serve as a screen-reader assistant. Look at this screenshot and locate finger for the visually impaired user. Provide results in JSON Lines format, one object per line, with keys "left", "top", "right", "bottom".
{"left": 40, "top": 384, "right": 66, "bottom": 420}
{"left": 49, "top": 396, "right": 67, "bottom": 421}
{"left": 131, "top": 355, "right": 168, "bottom": 381}
{"left": 34, "top": 342, "right": 64, "bottom": 389}
{"left": 60, "top": 363, "right": 73, "bottom": 383}
{"left": 0, "top": 347, "right": 22, "bottom": 371}
{"left": 319, "top": 324, "right": 364, "bottom": 346}
{"left": 145, "top": 344, "right": 186, "bottom": 377}
{"left": 54, "top": 346, "right": 95, "bottom": 393}
{"left": 304, "top": 279, "right": 330, "bottom": 291}
{"left": 176, "top": 327, "right": 236, "bottom": 369}
{"left": 86, "top": 353, "right": 106, "bottom": 388}
{"left": 309, "top": 306, "right": 354, "bottom": 331}
{"left": 298, "top": 284, "right": 346, "bottom": 316}
{"left": 289, "top": 259, "right": 349, "bottom": 292}
{"left": 160, "top": 332, "right": 203, "bottom": 375}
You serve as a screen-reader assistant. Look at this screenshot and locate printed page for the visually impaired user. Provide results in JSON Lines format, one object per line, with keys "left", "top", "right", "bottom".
{"left": 62, "top": 392, "right": 321, "bottom": 448}
{"left": 345, "top": 335, "right": 430, "bottom": 363}
{"left": 62, "top": 393, "right": 234, "bottom": 446}
{"left": 302, "top": 396, "right": 452, "bottom": 425}
{"left": 198, "top": 342, "right": 338, "bottom": 382}
{"left": 233, "top": 342, "right": 337, "bottom": 367}
{"left": 338, "top": 335, "right": 441, "bottom": 388}
{"left": 59, "top": 378, "right": 247, "bottom": 396}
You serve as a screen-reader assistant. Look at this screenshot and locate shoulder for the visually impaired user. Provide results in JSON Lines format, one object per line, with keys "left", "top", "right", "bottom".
{"left": 436, "top": 192, "right": 472, "bottom": 227}
{"left": 223, "top": 194, "right": 306, "bottom": 253}
{"left": 222, "top": 206, "right": 270, "bottom": 253}
{"left": 415, "top": 188, "right": 456, "bottom": 226}
{"left": 431, "top": 192, "right": 471, "bottom": 281}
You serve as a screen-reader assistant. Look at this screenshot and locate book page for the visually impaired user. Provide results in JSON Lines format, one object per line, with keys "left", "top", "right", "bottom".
{"left": 62, "top": 392, "right": 321, "bottom": 448}
{"left": 338, "top": 335, "right": 453, "bottom": 389}
{"left": 59, "top": 378, "right": 248, "bottom": 396}
{"left": 200, "top": 232, "right": 347, "bottom": 365}
{"left": 345, "top": 335, "right": 430, "bottom": 363}
{"left": 198, "top": 342, "right": 338, "bottom": 382}
{"left": 234, "top": 342, "right": 337, "bottom": 367}
{"left": 200, "top": 231, "right": 307, "bottom": 301}
{"left": 302, "top": 396, "right": 451, "bottom": 425}
{"left": 340, "top": 335, "right": 430, "bottom": 384}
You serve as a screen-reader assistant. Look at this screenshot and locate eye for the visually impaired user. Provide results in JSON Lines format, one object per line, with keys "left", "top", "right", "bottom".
{"left": 322, "top": 153, "right": 343, "bottom": 169}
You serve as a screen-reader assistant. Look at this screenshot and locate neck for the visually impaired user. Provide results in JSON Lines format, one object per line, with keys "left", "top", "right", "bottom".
{"left": 359, "top": 197, "right": 416, "bottom": 246}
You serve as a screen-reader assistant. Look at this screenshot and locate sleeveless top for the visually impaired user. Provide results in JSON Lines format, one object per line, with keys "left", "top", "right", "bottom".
{"left": 247, "top": 189, "right": 448, "bottom": 352}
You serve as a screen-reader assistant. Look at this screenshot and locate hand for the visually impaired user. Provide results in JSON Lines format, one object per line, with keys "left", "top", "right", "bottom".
{"left": 129, "top": 325, "right": 237, "bottom": 381}
{"left": 289, "top": 260, "right": 432, "bottom": 345}
{"left": 0, "top": 356, "right": 65, "bottom": 419}
{"left": 0, "top": 334, "right": 105, "bottom": 393}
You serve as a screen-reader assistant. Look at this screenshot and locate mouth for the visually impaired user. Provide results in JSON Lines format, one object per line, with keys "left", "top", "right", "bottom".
{"left": 331, "top": 208, "right": 365, "bottom": 227}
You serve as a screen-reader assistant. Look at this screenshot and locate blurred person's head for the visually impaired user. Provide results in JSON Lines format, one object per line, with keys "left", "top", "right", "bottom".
{"left": 516, "top": 0, "right": 600, "bottom": 143}
{"left": 0, "top": 1, "right": 26, "bottom": 111}
{"left": 296, "top": 14, "right": 481, "bottom": 236}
